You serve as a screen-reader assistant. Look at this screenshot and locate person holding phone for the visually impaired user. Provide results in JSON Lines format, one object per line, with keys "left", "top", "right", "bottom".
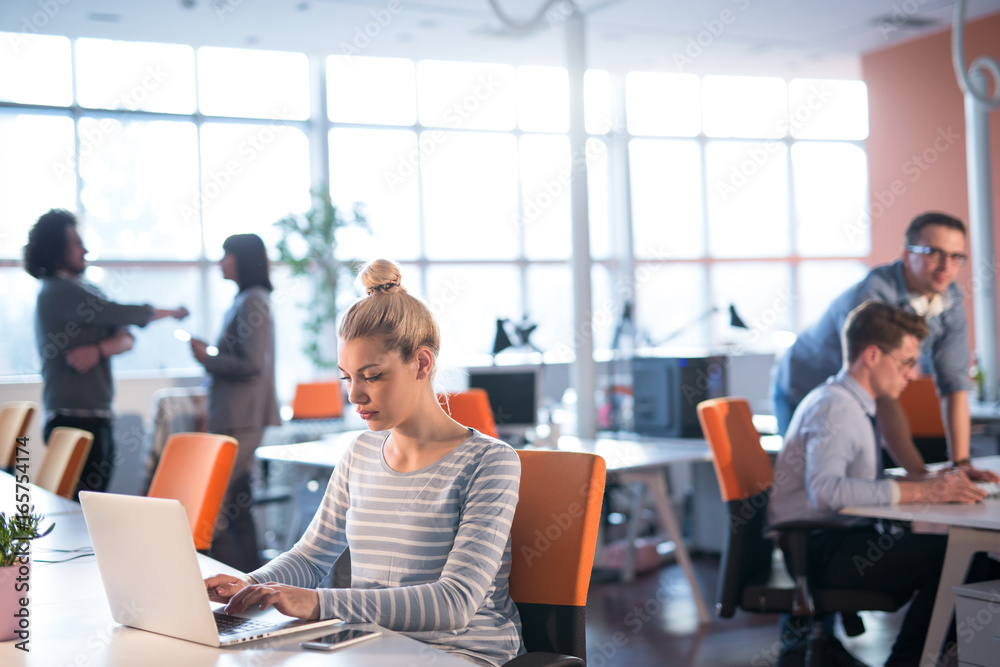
{"left": 206, "top": 259, "right": 524, "bottom": 667}
{"left": 190, "top": 233, "right": 281, "bottom": 573}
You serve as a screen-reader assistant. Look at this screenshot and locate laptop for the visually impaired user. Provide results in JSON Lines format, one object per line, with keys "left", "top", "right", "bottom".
{"left": 79, "top": 491, "right": 343, "bottom": 646}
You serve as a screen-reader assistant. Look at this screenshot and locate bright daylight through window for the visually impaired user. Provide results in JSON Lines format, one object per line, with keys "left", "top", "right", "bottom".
{"left": 0, "top": 35, "right": 870, "bottom": 386}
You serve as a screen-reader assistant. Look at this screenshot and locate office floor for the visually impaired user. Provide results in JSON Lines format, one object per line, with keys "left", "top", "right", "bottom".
{"left": 584, "top": 554, "right": 909, "bottom": 667}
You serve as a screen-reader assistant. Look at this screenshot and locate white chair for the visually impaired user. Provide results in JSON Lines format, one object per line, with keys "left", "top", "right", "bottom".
{"left": 35, "top": 427, "right": 95, "bottom": 499}
{"left": 1, "top": 401, "right": 38, "bottom": 469}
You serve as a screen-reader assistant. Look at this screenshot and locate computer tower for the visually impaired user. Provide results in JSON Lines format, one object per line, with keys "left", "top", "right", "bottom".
{"left": 632, "top": 356, "right": 727, "bottom": 438}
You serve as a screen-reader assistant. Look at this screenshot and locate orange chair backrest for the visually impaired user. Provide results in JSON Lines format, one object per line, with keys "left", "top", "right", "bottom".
{"left": 1, "top": 401, "right": 37, "bottom": 468}
{"left": 439, "top": 389, "right": 499, "bottom": 439}
{"left": 147, "top": 432, "right": 237, "bottom": 551}
{"left": 897, "top": 376, "right": 945, "bottom": 438}
{"left": 291, "top": 381, "right": 344, "bottom": 420}
{"left": 35, "top": 427, "right": 94, "bottom": 499}
{"left": 509, "top": 450, "right": 606, "bottom": 607}
{"left": 697, "top": 397, "right": 773, "bottom": 502}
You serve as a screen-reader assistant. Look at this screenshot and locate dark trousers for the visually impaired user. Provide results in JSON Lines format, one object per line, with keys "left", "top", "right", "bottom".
{"left": 803, "top": 526, "right": 999, "bottom": 666}
{"left": 208, "top": 427, "right": 264, "bottom": 573}
{"left": 209, "top": 472, "right": 261, "bottom": 573}
{"left": 44, "top": 415, "right": 115, "bottom": 499}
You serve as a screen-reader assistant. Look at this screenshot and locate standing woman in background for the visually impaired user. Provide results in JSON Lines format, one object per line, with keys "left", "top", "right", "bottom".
{"left": 190, "top": 233, "right": 281, "bottom": 572}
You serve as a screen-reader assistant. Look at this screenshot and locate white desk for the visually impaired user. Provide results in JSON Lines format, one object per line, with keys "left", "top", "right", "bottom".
{"left": 258, "top": 430, "right": 715, "bottom": 625}
{"left": 841, "top": 455, "right": 1000, "bottom": 667}
{"left": 0, "top": 471, "right": 84, "bottom": 517}
{"left": 0, "top": 475, "right": 472, "bottom": 667}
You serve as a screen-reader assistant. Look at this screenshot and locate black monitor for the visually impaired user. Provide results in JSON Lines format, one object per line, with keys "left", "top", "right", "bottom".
{"left": 466, "top": 365, "right": 540, "bottom": 445}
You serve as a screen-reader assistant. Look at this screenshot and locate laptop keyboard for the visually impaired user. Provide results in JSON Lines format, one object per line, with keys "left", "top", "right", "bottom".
{"left": 215, "top": 612, "right": 277, "bottom": 637}
{"left": 977, "top": 481, "right": 1000, "bottom": 499}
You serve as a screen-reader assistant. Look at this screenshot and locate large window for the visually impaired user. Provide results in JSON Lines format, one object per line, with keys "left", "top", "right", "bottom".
{"left": 626, "top": 73, "right": 869, "bottom": 349}
{"left": 0, "top": 35, "right": 871, "bottom": 397}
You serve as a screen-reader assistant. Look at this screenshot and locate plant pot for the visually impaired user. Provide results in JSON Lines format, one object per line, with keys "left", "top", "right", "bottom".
{"left": 0, "top": 563, "right": 28, "bottom": 642}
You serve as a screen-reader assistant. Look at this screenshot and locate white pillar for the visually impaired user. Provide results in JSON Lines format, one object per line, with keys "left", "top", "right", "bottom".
{"left": 964, "top": 68, "right": 999, "bottom": 402}
{"left": 566, "top": 10, "right": 596, "bottom": 438}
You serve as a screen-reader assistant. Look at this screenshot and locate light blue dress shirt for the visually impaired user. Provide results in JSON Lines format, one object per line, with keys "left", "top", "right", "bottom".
{"left": 768, "top": 369, "right": 899, "bottom": 527}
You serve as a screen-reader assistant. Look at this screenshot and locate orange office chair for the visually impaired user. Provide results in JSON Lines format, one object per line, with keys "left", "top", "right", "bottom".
{"left": 505, "top": 450, "right": 606, "bottom": 666}
{"left": 697, "top": 397, "right": 909, "bottom": 661}
{"left": 326, "top": 449, "right": 606, "bottom": 666}
{"left": 35, "top": 427, "right": 94, "bottom": 499}
{"left": 291, "top": 381, "right": 344, "bottom": 420}
{"left": 896, "top": 375, "right": 948, "bottom": 463}
{"left": 146, "top": 432, "right": 237, "bottom": 551}
{"left": 1, "top": 401, "right": 38, "bottom": 469}
{"left": 438, "top": 389, "right": 499, "bottom": 439}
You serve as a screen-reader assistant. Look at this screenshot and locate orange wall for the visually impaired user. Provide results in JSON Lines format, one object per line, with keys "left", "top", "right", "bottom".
{"left": 863, "top": 11, "right": 1000, "bottom": 365}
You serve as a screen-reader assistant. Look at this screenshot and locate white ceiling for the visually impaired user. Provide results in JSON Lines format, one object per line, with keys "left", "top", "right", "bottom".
{"left": 2, "top": 0, "right": 1000, "bottom": 80}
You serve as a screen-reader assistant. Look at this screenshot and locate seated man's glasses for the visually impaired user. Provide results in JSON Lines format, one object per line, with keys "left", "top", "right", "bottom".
{"left": 880, "top": 349, "right": 919, "bottom": 371}
{"left": 906, "top": 245, "right": 968, "bottom": 267}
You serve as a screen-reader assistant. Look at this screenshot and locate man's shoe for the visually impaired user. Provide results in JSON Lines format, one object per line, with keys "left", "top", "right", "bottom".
{"left": 776, "top": 637, "right": 807, "bottom": 667}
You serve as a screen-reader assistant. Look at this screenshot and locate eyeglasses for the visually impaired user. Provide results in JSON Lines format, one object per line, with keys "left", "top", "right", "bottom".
{"left": 883, "top": 350, "right": 919, "bottom": 371}
{"left": 906, "top": 245, "right": 967, "bottom": 267}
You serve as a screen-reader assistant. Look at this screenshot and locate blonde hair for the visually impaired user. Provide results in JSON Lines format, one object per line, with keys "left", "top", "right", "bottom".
{"left": 338, "top": 259, "right": 441, "bottom": 368}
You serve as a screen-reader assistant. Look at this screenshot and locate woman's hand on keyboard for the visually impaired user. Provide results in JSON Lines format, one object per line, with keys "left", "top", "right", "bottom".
{"left": 223, "top": 582, "right": 321, "bottom": 620}
{"left": 206, "top": 573, "right": 253, "bottom": 603}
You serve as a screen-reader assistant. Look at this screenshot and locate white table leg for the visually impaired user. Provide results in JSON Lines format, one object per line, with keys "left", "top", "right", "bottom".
{"left": 920, "top": 526, "right": 1000, "bottom": 667}
{"left": 620, "top": 480, "right": 646, "bottom": 583}
{"left": 618, "top": 469, "right": 712, "bottom": 625}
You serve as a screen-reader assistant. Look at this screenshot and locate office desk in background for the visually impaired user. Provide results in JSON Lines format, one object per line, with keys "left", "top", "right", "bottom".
{"left": 0, "top": 472, "right": 81, "bottom": 517}
{"left": 840, "top": 455, "right": 1000, "bottom": 667}
{"left": 257, "top": 430, "right": 715, "bottom": 625}
{"left": 0, "top": 471, "right": 472, "bottom": 667}
{"left": 969, "top": 399, "right": 1000, "bottom": 440}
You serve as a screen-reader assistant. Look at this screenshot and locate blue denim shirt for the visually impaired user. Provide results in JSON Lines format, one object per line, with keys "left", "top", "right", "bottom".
{"left": 774, "top": 260, "right": 969, "bottom": 407}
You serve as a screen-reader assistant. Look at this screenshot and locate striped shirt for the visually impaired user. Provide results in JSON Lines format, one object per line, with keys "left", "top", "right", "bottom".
{"left": 250, "top": 429, "right": 524, "bottom": 666}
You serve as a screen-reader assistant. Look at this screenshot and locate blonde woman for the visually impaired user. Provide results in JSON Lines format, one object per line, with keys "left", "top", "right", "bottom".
{"left": 206, "top": 259, "right": 524, "bottom": 666}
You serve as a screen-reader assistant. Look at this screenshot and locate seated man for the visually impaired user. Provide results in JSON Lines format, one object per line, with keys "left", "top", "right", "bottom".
{"left": 768, "top": 301, "right": 987, "bottom": 667}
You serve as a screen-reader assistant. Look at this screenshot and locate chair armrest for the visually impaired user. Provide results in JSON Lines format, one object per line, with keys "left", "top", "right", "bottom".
{"left": 503, "top": 653, "right": 585, "bottom": 667}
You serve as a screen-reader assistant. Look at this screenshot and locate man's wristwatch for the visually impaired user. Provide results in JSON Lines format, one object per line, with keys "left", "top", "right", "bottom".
{"left": 952, "top": 457, "right": 972, "bottom": 468}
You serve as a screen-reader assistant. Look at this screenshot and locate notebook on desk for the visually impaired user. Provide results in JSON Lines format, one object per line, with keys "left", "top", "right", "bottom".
{"left": 79, "top": 491, "right": 343, "bottom": 646}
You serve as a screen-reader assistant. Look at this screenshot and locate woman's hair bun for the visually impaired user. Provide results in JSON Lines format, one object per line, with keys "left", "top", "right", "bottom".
{"left": 360, "top": 258, "right": 404, "bottom": 296}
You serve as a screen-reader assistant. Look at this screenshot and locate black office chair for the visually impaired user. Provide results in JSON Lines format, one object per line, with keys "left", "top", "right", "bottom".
{"left": 698, "top": 398, "right": 911, "bottom": 665}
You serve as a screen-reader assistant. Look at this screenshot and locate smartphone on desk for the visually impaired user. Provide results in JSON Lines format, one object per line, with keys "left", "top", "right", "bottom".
{"left": 301, "top": 628, "right": 382, "bottom": 651}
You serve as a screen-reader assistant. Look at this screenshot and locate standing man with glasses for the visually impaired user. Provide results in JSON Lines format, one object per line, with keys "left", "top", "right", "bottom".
{"left": 772, "top": 211, "right": 998, "bottom": 483}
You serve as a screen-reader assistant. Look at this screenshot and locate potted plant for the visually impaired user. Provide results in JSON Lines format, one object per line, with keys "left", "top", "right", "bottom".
{"left": 1, "top": 509, "right": 53, "bottom": 642}
{"left": 273, "top": 186, "right": 368, "bottom": 370}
